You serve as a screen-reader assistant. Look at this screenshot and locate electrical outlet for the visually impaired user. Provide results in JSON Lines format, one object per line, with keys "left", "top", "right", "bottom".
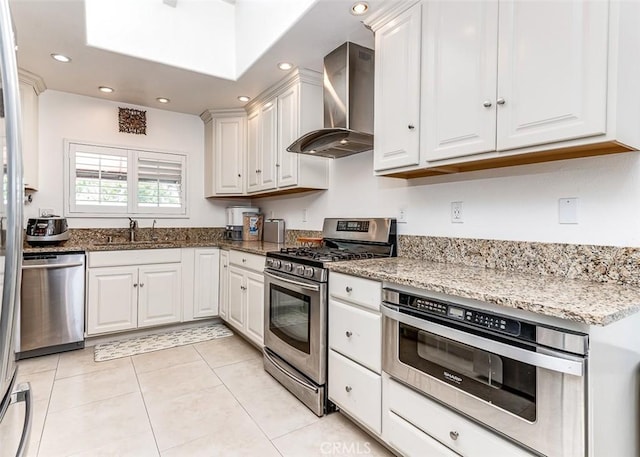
{"left": 451, "top": 201, "right": 463, "bottom": 223}
{"left": 39, "top": 208, "right": 55, "bottom": 217}
{"left": 558, "top": 197, "right": 578, "bottom": 224}
{"left": 302, "top": 208, "right": 308, "bottom": 223}
{"left": 398, "top": 207, "right": 408, "bottom": 224}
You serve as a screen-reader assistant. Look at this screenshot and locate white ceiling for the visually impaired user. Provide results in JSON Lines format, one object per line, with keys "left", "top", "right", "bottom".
{"left": 10, "top": 0, "right": 378, "bottom": 116}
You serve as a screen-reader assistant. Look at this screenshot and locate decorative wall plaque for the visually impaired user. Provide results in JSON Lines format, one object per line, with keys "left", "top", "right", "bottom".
{"left": 118, "top": 107, "right": 146, "bottom": 134}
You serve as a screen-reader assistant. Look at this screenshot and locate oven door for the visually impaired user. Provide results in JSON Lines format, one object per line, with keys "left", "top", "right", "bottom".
{"left": 263, "top": 269, "right": 327, "bottom": 385}
{"left": 382, "top": 304, "right": 586, "bottom": 457}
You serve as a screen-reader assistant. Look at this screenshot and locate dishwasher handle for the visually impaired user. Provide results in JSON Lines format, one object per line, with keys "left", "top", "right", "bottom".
{"left": 22, "top": 262, "right": 84, "bottom": 270}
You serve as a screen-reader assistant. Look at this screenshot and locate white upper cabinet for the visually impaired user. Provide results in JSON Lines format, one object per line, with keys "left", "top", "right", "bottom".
{"left": 422, "top": 1, "right": 498, "bottom": 161}
{"left": 496, "top": 0, "right": 608, "bottom": 151}
{"left": 203, "top": 69, "right": 329, "bottom": 197}
{"left": 373, "top": 2, "right": 422, "bottom": 172}
{"left": 369, "top": 0, "right": 640, "bottom": 177}
{"left": 19, "top": 70, "right": 45, "bottom": 191}
{"left": 202, "top": 110, "right": 245, "bottom": 196}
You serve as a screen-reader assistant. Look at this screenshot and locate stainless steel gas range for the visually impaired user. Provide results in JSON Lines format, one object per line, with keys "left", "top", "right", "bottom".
{"left": 263, "top": 218, "right": 397, "bottom": 416}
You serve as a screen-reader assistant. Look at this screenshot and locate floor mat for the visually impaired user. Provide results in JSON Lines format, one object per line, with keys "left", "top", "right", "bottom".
{"left": 94, "top": 323, "right": 233, "bottom": 361}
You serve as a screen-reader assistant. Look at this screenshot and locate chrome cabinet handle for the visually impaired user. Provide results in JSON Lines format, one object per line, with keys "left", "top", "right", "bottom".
{"left": 345, "top": 286, "right": 352, "bottom": 293}
{"left": 407, "top": 124, "right": 415, "bottom": 130}
{"left": 496, "top": 98, "right": 506, "bottom": 105}
{"left": 139, "top": 283, "right": 144, "bottom": 287}
{"left": 483, "top": 100, "right": 492, "bottom": 108}
{"left": 242, "top": 258, "right": 247, "bottom": 263}
{"left": 450, "top": 431, "right": 459, "bottom": 441}
{"left": 345, "top": 331, "right": 353, "bottom": 338}
{"left": 238, "top": 173, "right": 241, "bottom": 177}
{"left": 345, "top": 385, "right": 352, "bottom": 393}
{"left": 133, "top": 283, "right": 138, "bottom": 288}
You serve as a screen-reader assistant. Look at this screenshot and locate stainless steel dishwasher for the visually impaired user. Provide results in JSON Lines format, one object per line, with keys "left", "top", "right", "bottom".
{"left": 18, "top": 252, "right": 85, "bottom": 359}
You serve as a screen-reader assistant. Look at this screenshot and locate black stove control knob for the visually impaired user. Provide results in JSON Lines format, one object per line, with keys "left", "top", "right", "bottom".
{"left": 266, "top": 259, "right": 274, "bottom": 267}
{"left": 272, "top": 260, "right": 281, "bottom": 269}
{"left": 304, "top": 267, "right": 315, "bottom": 278}
{"left": 295, "top": 265, "right": 305, "bottom": 275}
{"left": 283, "top": 262, "right": 293, "bottom": 272}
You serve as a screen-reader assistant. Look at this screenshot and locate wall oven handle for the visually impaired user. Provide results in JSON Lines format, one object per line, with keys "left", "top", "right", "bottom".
{"left": 263, "top": 270, "right": 320, "bottom": 292}
{"left": 381, "top": 303, "right": 584, "bottom": 377}
{"left": 264, "top": 349, "right": 319, "bottom": 394}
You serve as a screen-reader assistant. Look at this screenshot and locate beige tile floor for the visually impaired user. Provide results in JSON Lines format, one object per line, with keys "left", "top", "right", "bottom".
{"left": 0, "top": 335, "right": 395, "bottom": 457}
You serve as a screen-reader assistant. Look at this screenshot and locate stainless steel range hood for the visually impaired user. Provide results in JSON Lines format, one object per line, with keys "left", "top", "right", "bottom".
{"left": 287, "top": 42, "right": 374, "bottom": 159}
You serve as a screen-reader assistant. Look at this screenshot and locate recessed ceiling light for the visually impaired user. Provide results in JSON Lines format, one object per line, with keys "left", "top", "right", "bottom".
{"left": 156, "top": 97, "right": 170, "bottom": 104}
{"left": 351, "top": 2, "right": 369, "bottom": 15}
{"left": 50, "top": 53, "right": 71, "bottom": 63}
{"left": 278, "top": 62, "right": 293, "bottom": 71}
{"left": 98, "top": 86, "right": 114, "bottom": 93}
{"left": 238, "top": 96, "right": 250, "bottom": 102}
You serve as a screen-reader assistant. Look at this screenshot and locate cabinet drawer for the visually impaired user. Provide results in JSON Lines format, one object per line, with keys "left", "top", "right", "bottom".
{"left": 229, "top": 250, "right": 265, "bottom": 272}
{"left": 387, "top": 378, "right": 534, "bottom": 457}
{"left": 385, "top": 410, "right": 459, "bottom": 457}
{"left": 329, "top": 299, "right": 381, "bottom": 373}
{"left": 328, "top": 350, "right": 381, "bottom": 435}
{"left": 88, "top": 249, "right": 181, "bottom": 268}
{"left": 329, "top": 272, "right": 381, "bottom": 311}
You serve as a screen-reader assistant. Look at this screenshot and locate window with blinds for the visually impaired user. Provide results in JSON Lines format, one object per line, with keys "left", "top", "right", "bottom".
{"left": 65, "top": 142, "right": 187, "bottom": 216}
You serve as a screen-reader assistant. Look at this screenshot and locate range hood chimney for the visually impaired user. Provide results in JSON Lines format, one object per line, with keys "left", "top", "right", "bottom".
{"left": 287, "top": 42, "right": 374, "bottom": 159}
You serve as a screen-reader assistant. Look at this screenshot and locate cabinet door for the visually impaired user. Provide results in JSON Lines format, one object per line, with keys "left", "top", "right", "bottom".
{"left": 373, "top": 3, "right": 422, "bottom": 172}
{"left": 87, "top": 266, "right": 138, "bottom": 335}
{"left": 219, "top": 250, "right": 229, "bottom": 320}
{"left": 496, "top": 0, "right": 608, "bottom": 151}
{"left": 193, "top": 249, "right": 220, "bottom": 319}
{"left": 246, "top": 109, "right": 261, "bottom": 192}
{"left": 138, "top": 264, "right": 182, "bottom": 328}
{"left": 228, "top": 266, "right": 246, "bottom": 330}
{"left": 244, "top": 270, "right": 265, "bottom": 347}
{"left": 214, "top": 116, "right": 245, "bottom": 194}
{"left": 20, "top": 81, "right": 39, "bottom": 190}
{"left": 423, "top": 1, "right": 498, "bottom": 161}
{"left": 277, "top": 84, "right": 300, "bottom": 188}
{"left": 259, "top": 100, "right": 278, "bottom": 191}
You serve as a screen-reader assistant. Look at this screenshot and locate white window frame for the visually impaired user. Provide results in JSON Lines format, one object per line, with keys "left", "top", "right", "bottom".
{"left": 64, "top": 140, "right": 188, "bottom": 218}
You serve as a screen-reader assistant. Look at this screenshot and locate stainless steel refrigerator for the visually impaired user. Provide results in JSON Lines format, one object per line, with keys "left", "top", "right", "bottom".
{"left": 0, "top": 0, "right": 31, "bottom": 454}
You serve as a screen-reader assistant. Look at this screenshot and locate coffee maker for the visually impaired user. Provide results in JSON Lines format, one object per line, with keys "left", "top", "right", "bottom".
{"left": 225, "top": 206, "right": 259, "bottom": 240}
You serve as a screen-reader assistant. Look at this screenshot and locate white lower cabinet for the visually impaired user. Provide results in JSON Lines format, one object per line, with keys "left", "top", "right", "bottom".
{"left": 219, "top": 250, "right": 229, "bottom": 320}
{"left": 328, "top": 272, "right": 382, "bottom": 435}
{"left": 137, "top": 264, "right": 182, "bottom": 328}
{"left": 223, "top": 250, "right": 265, "bottom": 347}
{"left": 383, "top": 375, "right": 534, "bottom": 457}
{"left": 87, "top": 266, "right": 138, "bottom": 335}
{"left": 192, "top": 249, "right": 220, "bottom": 319}
{"left": 87, "top": 249, "right": 183, "bottom": 336}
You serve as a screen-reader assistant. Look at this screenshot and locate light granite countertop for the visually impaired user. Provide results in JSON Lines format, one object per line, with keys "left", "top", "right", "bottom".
{"left": 24, "top": 240, "right": 288, "bottom": 256}
{"left": 327, "top": 257, "right": 640, "bottom": 326}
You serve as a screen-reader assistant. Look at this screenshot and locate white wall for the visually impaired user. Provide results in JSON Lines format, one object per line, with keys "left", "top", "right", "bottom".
{"left": 256, "top": 150, "right": 640, "bottom": 247}
{"left": 29, "top": 90, "right": 232, "bottom": 229}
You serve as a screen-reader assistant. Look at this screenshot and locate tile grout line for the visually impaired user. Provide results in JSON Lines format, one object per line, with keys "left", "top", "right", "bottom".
{"left": 131, "top": 353, "right": 163, "bottom": 457}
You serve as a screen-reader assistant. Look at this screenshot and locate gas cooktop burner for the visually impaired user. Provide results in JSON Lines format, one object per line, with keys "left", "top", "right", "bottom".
{"left": 278, "top": 247, "right": 380, "bottom": 262}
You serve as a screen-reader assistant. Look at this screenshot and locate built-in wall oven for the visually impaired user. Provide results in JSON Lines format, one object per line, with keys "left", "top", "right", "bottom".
{"left": 382, "top": 285, "right": 588, "bottom": 456}
{"left": 264, "top": 218, "right": 397, "bottom": 416}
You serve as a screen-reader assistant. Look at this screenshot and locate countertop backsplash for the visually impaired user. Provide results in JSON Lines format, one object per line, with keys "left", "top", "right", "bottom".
{"left": 399, "top": 235, "right": 640, "bottom": 287}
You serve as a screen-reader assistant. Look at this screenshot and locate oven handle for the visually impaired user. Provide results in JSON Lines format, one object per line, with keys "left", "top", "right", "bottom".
{"left": 263, "top": 270, "right": 321, "bottom": 292}
{"left": 381, "top": 303, "right": 584, "bottom": 377}
{"left": 264, "top": 349, "right": 319, "bottom": 394}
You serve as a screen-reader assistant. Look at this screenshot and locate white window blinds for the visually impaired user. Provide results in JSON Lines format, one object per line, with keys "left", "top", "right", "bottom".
{"left": 66, "top": 142, "right": 187, "bottom": 217}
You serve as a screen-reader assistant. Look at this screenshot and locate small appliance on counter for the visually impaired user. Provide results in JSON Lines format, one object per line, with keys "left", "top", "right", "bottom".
{"left": 242, "top": 212, "right": 264, "bottom": 241}
{"left": 25, "top": 216, "right": 69, "bottom": 246}
{"left": 263, "top": 219, "right": 285, "bottom": 244}
{"left": 225, "top": 206, "right": 259, "bottom": 241}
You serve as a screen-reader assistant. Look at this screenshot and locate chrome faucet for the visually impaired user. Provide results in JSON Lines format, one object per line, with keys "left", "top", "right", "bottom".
{"left": 151, "top": 219, "right": 158, "bottom": 241}
{"left": 128, "top": 217, "right": 138, "bottom": 242}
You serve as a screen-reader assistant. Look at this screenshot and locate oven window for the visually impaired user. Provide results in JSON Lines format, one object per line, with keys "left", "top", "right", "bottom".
{"left": 269, "top": 284, "right": 311, "bottom": 354}
{"left": 399, "top": 323, "right": 537, "bottom": 422}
